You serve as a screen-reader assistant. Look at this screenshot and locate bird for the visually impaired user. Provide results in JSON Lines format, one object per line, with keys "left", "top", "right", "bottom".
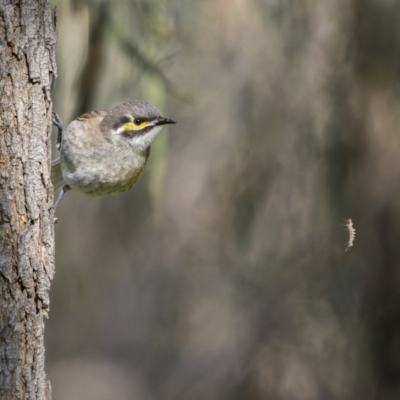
{"left": 51, "top": 100, "right": 176, "bottom": 213}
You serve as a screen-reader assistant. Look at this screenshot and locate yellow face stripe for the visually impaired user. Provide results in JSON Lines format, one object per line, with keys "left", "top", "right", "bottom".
{"left": 123, "top": 121, "right": 150, "bottom": 131}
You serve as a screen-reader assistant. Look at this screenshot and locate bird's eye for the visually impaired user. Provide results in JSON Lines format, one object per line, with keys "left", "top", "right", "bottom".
{"left": 134, "top": 118, "right": 143, "bottom": 125}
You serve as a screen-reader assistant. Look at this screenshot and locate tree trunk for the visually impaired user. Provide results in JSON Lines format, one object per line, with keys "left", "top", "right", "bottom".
{"left": 0, "top": 1, "right": 56, "bottom": 399}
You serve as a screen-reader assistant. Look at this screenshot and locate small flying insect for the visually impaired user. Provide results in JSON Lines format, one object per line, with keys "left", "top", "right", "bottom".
{"left": 343, "top": 218, "right": 356, "bottom": 252}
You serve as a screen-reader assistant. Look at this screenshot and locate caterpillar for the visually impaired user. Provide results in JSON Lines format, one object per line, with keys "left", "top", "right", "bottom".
{"left": 343, "top": 218, "right": 355, "bottom": 252}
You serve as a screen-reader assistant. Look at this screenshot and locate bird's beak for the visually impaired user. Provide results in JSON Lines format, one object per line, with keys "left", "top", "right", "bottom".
{"left": 155, "top": 117, "right": 177, "bottom": 126}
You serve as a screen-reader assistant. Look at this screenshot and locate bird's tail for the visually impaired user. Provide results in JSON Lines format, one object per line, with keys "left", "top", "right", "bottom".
{"left": 51, "top": 158, "right": 65, "bottom": 190}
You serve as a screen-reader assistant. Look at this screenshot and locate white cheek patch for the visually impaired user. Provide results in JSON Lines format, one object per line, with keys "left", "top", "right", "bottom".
{"left": 116, "top": 125, "right": 163, "bottom": 152}
{"left": 131, "top": 125, "right": 163, "bottom": 151}
{"left": 113, "top": 125, "right": 128, "bottom": 136}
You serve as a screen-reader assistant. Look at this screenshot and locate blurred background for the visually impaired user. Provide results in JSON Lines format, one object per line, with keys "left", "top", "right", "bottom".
{"left": 47, "top": 0, "right": 400, "bottom": 399}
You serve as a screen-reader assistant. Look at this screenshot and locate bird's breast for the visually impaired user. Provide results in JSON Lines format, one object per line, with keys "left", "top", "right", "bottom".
{"left": 61, "top": 124, "right": 147, "bottom": 196}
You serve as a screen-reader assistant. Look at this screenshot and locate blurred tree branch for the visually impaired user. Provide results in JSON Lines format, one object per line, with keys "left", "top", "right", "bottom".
{"left": 111, "top": 27, "right": 189, "bottom": 102}
{"left": 75, "top": 1, "right": 110, "bottom": 115}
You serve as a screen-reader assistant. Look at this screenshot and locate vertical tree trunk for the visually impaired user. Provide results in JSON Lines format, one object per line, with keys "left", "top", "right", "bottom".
{"left": 0, "top": 1, "right": 56, "bottom": 399}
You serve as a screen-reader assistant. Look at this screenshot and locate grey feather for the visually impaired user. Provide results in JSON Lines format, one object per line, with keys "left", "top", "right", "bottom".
{"left": 51, "top": 158, "right": 65, "bottom": 190}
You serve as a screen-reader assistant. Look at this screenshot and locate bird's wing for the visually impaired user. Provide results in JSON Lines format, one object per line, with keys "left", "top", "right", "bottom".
{"left": 51, "top": 158, "right": 64, "bottom": 190}
{"left": 51, "top": 110, "right": 107, "bottom": 190}
{"left": 76, "top": 110, "right": 107, "bottom": 121}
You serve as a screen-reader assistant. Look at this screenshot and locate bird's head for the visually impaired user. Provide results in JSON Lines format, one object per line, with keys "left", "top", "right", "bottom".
{"left": 101, "top": 100, "right": 176, "bottom": 153}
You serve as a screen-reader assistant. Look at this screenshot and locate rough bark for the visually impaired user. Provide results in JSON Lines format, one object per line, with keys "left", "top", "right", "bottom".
{"left": 0, "top": 1, "right": 56, "bottom": 399}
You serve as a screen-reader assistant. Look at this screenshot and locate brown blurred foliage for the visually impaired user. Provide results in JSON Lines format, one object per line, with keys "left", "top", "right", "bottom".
{"left": 48, "top": 0, "right": 400, "bottom": 399}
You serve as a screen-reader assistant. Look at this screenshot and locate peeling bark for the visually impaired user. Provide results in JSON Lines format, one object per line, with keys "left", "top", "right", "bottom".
{"left": 0, "top": 1, "right": 56, "bottom": 399}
